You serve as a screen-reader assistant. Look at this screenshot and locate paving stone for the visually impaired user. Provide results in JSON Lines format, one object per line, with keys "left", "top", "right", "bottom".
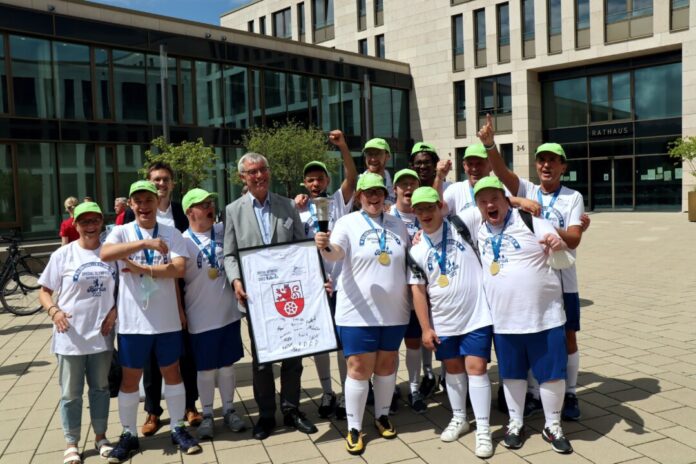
{"left": 632, "top": 438, "right": 696, "bottom": 464}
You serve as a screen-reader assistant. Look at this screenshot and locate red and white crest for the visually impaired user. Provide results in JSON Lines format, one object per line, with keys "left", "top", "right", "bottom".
{"left": 272, "top": 281, "right": 305, "bottom": 318}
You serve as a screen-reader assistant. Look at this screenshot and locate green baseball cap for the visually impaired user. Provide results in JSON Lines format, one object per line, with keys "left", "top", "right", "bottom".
{"left": 363, "top": 138, "right": 391, "bottom": 155}
{"left": 129, "top": 180, "right": 158, "bottom": 197}
{"left": 393, "top": 168, "right": 420, "bottom": 185}
{"left": 73, "top": 202, "right": 103, "bottom": 223}
{"left": 303, "top": 161, "right": 329, "bottom": 177}
{"left": 182, "top": 188, "right": 218, "bottom": 212}
{"left": 356, "top": 172, "right": 387, "bottom": 192}
{"left": 535, "top": 142, "right": 566, "bottom": 159}
{"left": 464, "top": 144, "right": 488, "bottom": 159}
{"left": 410, "top": 142, "right": 440, "bottom": 162}
{"left": 473, "top": 176, "right": 505, "bottom": 197}
{"left": 410, "top": 187, "right": 440, "bottom": 207}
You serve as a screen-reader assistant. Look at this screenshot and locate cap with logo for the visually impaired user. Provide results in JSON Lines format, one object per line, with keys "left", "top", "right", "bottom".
{"left": 362, "top": 138, "right": 391, "bottom": 155}
{"left": 303, "top": 160, "right": 330, "bottom": 177}
{"left": 357, "top": 172, "right": 387, "bottom": 192}
{"left": 393, "top": 168, "right": 420, "bottom": 185}
{"left": 73, "top": 202, "right": 103, "bottom": 223}
{"left": 129, "top": 180, "right": 158, "bottom": 197}
{"left": 410, "top": 187, "right": 440, "bottom": 207}
{"left": 410, "top": 142, "right": 440, "bottom": 162}
{"left": 473, "top": 176, "right": 505, "bottom": 197}
{"left": 464, "top": 144, "right": 489, "bottom": 159}
{"left": 182, "top": 188, "right": 218, "bottom": 212}
{"left": 535, "top": 142, "right": 566, "bottom": 159}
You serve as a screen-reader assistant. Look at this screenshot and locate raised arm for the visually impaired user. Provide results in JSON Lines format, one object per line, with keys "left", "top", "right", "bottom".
{"left": 330, "top": 130, "right": 358, "bottom": 204}
{"left": 477, "top": 113, "right": 520, "bottom": 195}
{"left": 101, "top": 238, "right": 168, "bottom": 262}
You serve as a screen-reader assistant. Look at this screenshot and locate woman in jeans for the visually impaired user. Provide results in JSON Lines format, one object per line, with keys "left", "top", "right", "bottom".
{"left": 39, "top": 202, "right": 118, "bottom": 464}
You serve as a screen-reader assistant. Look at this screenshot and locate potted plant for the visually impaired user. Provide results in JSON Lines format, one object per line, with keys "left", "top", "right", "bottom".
{"left": 668, "top": 136, "right": 696, "bottom": 222}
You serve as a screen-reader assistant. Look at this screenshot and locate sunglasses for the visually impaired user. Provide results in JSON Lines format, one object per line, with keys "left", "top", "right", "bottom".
{"left": 76, "top": 217, "right": 102, "bottom": 226}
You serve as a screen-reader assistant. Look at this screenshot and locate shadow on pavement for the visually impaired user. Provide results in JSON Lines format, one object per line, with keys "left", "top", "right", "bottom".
{"left": 0, "top": 323, "right": 53, "bottom": 336}
{"left": 0, "top": 360, "right": 50, "bottom": 376}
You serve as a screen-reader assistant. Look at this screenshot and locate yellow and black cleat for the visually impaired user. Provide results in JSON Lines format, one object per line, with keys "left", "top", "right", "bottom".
{"left": 345, "top": 428, "right": 365, "bottom": 455}
{"left": 374, "top": 415, "right": 397, "bottom": 439}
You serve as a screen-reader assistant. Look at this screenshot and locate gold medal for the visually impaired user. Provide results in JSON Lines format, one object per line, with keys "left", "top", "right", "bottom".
{"left": 437, "top": 274, "right": 449, "bottom": 288}
{"left": 208, "top": 268, "right": 219, "bottom": 279}
{"left": 490, "top": 261, "right": 500, "bottom": 276}
{"left": 378, "top": 252, "right": 391, "bottom": 266}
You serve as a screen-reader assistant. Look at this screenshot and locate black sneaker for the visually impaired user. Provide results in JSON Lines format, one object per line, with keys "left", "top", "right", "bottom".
{"left": 502, "top": 420, "right": 524, "bottom": 449}
{"left": 389, "top": 385, "right": 401, "bottom": 414}
{"left": 107, "top": 431, "right": 140, "bottom": 463}
{"left": 335, "top": 394, "right": 347, "bottom": 420}
{"left": 171, "top": 426, "right": 202, "bottom": 455}
{"left": 562, "top": 393, "right": 581, "bottom": 421}
{"left": 523, "top": 392, "right": 543, "bottom": 418}
{"left": 408, "top": 391, "right": 427, "bottom": 414}
{"left": 418, "top": 374, "right": 438, "bottom": 398}
{"left": 542, "top": 422, "right": 573, "bottom": 454}
{"left": 318, "top": 391, "right": 337, "bottom": 418}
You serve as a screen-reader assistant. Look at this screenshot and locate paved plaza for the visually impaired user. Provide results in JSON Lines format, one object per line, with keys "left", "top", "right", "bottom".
{"left": 0, "top": 211, "right": 695, "bottom": 464}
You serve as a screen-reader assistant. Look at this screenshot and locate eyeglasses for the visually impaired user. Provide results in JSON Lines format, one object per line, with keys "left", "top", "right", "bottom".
{"left": 192, "top": 201, "right": 213, "bottom": 209}
{"left": 242, "top": 166, "right": 269, "bottom": 177}
{"left": 412, "top": 160, "right": 434, "bottom": 167}
{"left": 76, "top": 217, "right": 102, "bottom": 226}
{"left": 413, "top": 204, "right": 438, "bottom": 214}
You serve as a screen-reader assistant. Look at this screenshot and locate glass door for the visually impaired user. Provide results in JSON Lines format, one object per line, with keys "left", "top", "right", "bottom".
{"left": 590, "top": 157, "right": 634, "bottom": 210}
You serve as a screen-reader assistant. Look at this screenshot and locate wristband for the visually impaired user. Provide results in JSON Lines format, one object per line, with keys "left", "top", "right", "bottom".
{"left": 47, "top": 305, "right": 58, "bottom": 317}
{"left": 484, "top": 143, "right": 496, "bottom": 151}
{"left": 51, "top": 309, "right": 62, "bottom": 321}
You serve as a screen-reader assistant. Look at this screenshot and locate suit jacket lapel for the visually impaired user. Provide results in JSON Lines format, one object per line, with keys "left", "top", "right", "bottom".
{"left": 268, "top": 193, "right": 280, "bottom": 243}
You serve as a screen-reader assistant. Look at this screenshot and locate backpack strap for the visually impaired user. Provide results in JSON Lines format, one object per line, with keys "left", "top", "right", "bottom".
{"left": 518, "top": 209, "right": 535, "bottom": 233}
{"left": 406, "top": 252, "right": 427, "bottom": 283}
{"left": 448, "top": 215, "right": 481, "bottom": 265}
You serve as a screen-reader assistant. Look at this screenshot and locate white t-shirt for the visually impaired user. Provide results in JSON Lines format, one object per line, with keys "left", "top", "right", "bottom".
{"left": 475, "top": 208, "right": 565, "bottom": 334}
{"left": 409, "top": 219, "right": 492, "bottom": 337}
{"left": 517, "top": 178, "right": 584, "bottom": 293}
{"left": 104, "top": 223, "right": 189, "bottom": 335}
{"left": 38, "top": 242, "right": 117, "bottom": 355}
{"left": 389, "top": 205, "right": 419, "bottom": 241}
{"left": 443, "top": 180, "right": 477, "bottom": 214}
{"left": 299, "top": 189, "right": 353, "bottom": 283}
{"left": 157, "top": 205, "right": 175, "bottom": 228}
{"left": 182, "top": 223, "right": 241, "bottom": 334}
{"left": 330, "top": 211, "right": 411, "bottom": 326}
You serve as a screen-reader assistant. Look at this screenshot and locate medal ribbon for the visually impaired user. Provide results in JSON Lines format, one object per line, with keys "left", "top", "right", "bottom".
{"left": 423, "top": 220, "right": 448, "bottom": 276}
{"left": 134, "top": 223, "right": 158, "bottom": 265}
{"left": 537, "top": 187, "right": 561, "bottom": 219}
{"left": 393, "top": 207, "right": 420, "bottom": 229}
{"left": 361, "top": 211, "right": 387, "bottom": 255}
{"left": 486, "top": 209, "right": 512, "bottom": 264}
{"left": 187, "top": 227, "right": 217, "bottom": 269}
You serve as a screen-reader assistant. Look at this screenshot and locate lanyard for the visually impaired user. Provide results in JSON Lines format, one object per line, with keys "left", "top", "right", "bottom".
{"left": 486, "top": 209, "right": 512, "bottom": 263}
{"left": 393, "top": 207, "right": 420, "bottom": 229}
{"left": 537, "top": 187, "right": 561, "bottom": 219}
{"left": 423, "top": 221, "right": 448, "bottom": 276}
{"left": 134, "top": 223, "right": 158, "bottom": 265}
{"left": 361, "top": 211, "right": 387, "bottom": 253}
{"left": 187, "top": 227, "right": 217, "bottom": 269}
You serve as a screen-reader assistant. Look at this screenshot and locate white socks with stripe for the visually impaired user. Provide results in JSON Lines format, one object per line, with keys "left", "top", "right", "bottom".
{"left": 344, "top": 377, "right": 369, "bottom": 431}
{"left": 540, "top": 380, "right": 565, "bottom": 428}
{"left": 445, "top": 372, "right": 467, "bottom": 420}
{"left": 503, "top": 379, "right": 527, "bottom": 424}
{"left": 468, "top": 373, "right": 491, "bottom": 430}
{"left": 197, "top": 370, "right": 216, "bottom": 416}
{"left": 118, "top": 390, "right": 140, "bottom": 436}
{"left": 372, "top": 373, "right": 396, "bottom": 418}
{"left": 164, "top": 382, "right": 186, "bottom": 429}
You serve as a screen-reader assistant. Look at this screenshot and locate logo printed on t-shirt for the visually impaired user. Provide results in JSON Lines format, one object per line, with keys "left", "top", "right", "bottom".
{"left": 273, "top": 281, "right": 305, "bottom": 318}
{"left": 426, "top": 239, "right": 465, "bottom": 276}
{"left": 481, "top": 235, "right": 521, "bottom": 267}
{"left": 87, "top": 278, "right": 107, "bottom": 297}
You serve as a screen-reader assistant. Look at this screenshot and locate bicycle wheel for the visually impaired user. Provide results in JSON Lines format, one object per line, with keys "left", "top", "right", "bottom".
{"left": 16, "top": 256, "right": 45, "bottom": 290}
{"left": 0, "top": 272, "right": 43, "bottom": 316}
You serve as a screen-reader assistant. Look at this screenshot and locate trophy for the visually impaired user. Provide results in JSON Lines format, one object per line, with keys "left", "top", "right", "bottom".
{"left": 313, "top": 193, "right": 332, "bottom": 251}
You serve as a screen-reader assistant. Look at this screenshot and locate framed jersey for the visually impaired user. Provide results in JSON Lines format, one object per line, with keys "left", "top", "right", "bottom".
{"left": 238, "top": 239, "right": 338, "bottom": 364}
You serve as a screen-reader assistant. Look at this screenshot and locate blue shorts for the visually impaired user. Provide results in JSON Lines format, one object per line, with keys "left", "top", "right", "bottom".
{"left": 493, "top": 326, "right": 567, "bottom": 384}
{"left": 404, "top": 311, "right": 422, "bottom": 339}
{"left": 337, "top": 325, "right": 408, "bottom": 357}
{"left": 563, "top": 292, "right": 581, "bottom": 332}
{"left": 118, "top": 331, "right": 182, "bottom": 369}
{"left": 190, "top": 321, "right": 244, "bottom": 371}
{"left": 435, "top": 326, "right": 493, "bottom": 362}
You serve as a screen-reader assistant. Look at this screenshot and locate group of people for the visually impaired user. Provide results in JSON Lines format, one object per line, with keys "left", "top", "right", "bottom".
{"left": 41, "top": 119, "right": 589, "bottom": 463}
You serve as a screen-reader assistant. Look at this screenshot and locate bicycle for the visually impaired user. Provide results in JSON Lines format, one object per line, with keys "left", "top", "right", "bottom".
{"left": 0, "top": 235, "right": 47, "bottom": 316}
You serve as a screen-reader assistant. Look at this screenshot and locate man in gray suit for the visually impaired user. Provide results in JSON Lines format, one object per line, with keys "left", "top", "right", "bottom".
{"left": 223, "top": 152, "right": 317, "bottom": 440}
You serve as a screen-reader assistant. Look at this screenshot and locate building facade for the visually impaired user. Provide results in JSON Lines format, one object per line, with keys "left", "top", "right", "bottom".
{"left": 0, "top": 0, "right": 411, "bottom": 240}
{"left": 222, "top": 0, "right": 696, "bottom": 212}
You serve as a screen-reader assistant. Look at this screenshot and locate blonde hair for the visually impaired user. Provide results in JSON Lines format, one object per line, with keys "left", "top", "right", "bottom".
{"left": 64, "top": 196, "right": 78, "bottom": 209}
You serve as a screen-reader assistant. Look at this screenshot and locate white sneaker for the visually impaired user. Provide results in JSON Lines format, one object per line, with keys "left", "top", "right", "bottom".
{"left": 440, "top": 416, "right": 469, "bottom": 442}
{"left": 224, "top": 410, "right": 247, "bottom": 432}
{"left": 475, "top": 428, "right": 493, "bottom": 458}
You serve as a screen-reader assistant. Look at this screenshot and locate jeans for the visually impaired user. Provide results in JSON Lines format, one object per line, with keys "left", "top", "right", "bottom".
{"left": 57, "top": 351, "right": 112, "bottom": 444}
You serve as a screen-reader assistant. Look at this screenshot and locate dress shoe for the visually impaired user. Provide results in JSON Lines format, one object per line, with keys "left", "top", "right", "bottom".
{"left": 252, "top": 417, "right": 276, "bottom": 440}
{"left": 141, "top": 414, "right": 161, "bottom": 437}
{"left": 185, "top": 408, "right": 203, "bottom": 427}
{"left": 283, "top": 409, "right": 318, "bottom": 434}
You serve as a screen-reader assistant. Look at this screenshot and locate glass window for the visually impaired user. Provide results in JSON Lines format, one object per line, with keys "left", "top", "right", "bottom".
{"left": 590, "top": 75, "right": 609, "bottom": 122}
{"left": 498, "top": 3, "right": 510, "bottom": 46}
{"left": 259, "top": 17, "right": 266, "bottom": 35}
{"left": 298, "top": 3, "right": 305, "bottom": 39}
{"left": 342, "top": 81, "right": 361, "bottom": 136}
{"left": 375, "top": 0, "right": 384, "bottom": 26}
{"left": 634, "top": 62, "right": 681, "bottom": 120}
{"left": 392, "top": 89, "right": 408, "bottom": 140}
{"left": 146, "top": 54, "right": 177, "bottom": 124}
{"left": 313, "top": 0, "right": 334, "bottom": 28}
{"left": 116, "top": 144, "right": 146, "bottom": 193}
{"left": 94, "top": 48, "right": 112, "bottom": 120}
{"left": 635, "top": 154, "right": 681, "bottom": 210}
{"left": 371, "top": 86, "right": 392, "bottom": 138}
{"left": 195, "top": 61, "right": 222, "bottom": 127}
{"left": 633, "top": 0, "right": 653, "bottom": 17}
{"left": 358, "top": 0, "right": 366, "bottom": 17}
{"left": 548, "top": 0, "right": 562, "bottom": 35}
{"left": 273, "top": 8, "right": 292, "bottom": 38}
{"left": 96, "top": 145, "right": 115, "bottom": 215}
{"left": 17, "top": 142, "right": 58, "bottom": 237}
{"left": 522, "top": 0, "right": 535, "bottom": 40}
{"left": 320, "top": 78, "right": 340, "bottom": 131}
{"left": 358, "top": 39, "right": 368, "bottom": 55}
{"left": 542, "top": 77, "right": 587, "bottom": 128}
{"left": 248, "top": 20, "right": 254, "bottom": 33}
{"left": 264, "top": 70, "right": 286, "bottom": 126}
{"left": 223, "top": 65, "right": 248, "bottom": 129}
{"left": 455, "top": 81, "right": 466, "bottom": 137}
{"left": 0, "top": 36, "right": 7, "bottom": 114}
{"left": 113, "top": 49, "right": 147, "bottom": 123}
{"left": 179, "top": 59, "right": 194, "bottom": 125}
{"left": 58, "top": 143, "right": 96, "bottom": 204}
{"left": 474, "top": 9, "right": 486, "bottom": 50}
{"left": 611, "top": 71, "right": 631, "bottom": 120}
{"left": 287, "top": 73, "right": 309, "bottom": 126}
{"left": 0, "top": 145, "right": 17, "bottom": 224}
{"left": 477, "top": 74, "right": 511, "bottom": 131}
{"left": 251, "top": 69, "right": 262, "bottom": 126}
{"left": 497, "top": 74, "right": 512, "bottom": 113}
{"left": 10, "top": 35, "right": 54, "bottom": 118}
{"left": 376, "top": 35, "right": 385, "bottom": 58}
{"left": 452, "top": 14, "right": 464, "bottom": 70}
{"left": 576, "top": 0, "right": 590, "bottom": 29}
{"left": 53, "top": 42, "right": 92, "bottom": 120}
{"left": 310, "top": 78, "right": 319, "bottom": 125}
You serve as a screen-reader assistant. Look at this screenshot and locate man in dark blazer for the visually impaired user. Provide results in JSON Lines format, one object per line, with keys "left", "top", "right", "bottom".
{"left": 223, "top": 152, "right": 317, "bottom": 440}
{"left": 123, "top": 162, "right": 201, "bottom": 435}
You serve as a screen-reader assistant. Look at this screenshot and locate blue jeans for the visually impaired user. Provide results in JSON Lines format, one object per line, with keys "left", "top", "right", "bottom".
{"left": 57, "top": 351, "right": 112, "bottom": 444}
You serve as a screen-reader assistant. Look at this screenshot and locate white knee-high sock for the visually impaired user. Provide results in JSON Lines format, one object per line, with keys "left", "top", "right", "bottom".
{"left": 445, "top": 372, "right": 467, "bottom": 420}
{"left": 421, "top": 346, "right": 433, "bottom": 377}
{"left": 467, "top": 374, "right": 491, "bottom": 430}
{"left": 503, "top": 379, "right": 527, "bottom": 424}
{"left": 406, "top": 348, "right": 421, "bottom": 394}
{"left": 373, "top": 373, "right": 396, "bottom": 418}
{"left": 118, "top": 390, "right": 140, "bottom": 435}
{"left": 540, "top": 380, "right": 565, "bottom": 428}
{"left": 197, "top": 370, "right": 216, "bottom": 416}
{"left": 337, "top": 351, "right": 347, "bottom": 390}
{"left": 314, "top": 353, "right": 333, "bottom": 394}
{"left": 566, "top": 351, "right": 579, "bottom": 394}
{"left": 218, "top": 364, "right": 237, "bottom": 413}
{"left": 527, "top": 370, "right": 540, "bottom": 399}
{"left": 164, "top": 382, "right": 186, "bottom": 429}
{"left": 344, "top": 377, "right": 369, "bottom": 432}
